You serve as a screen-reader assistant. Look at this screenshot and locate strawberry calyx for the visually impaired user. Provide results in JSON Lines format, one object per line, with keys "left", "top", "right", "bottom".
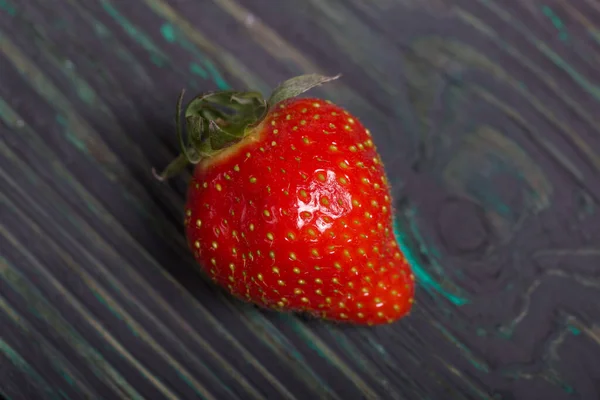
{"left": 153, "top": 73, "right": 341, "bottom": 181}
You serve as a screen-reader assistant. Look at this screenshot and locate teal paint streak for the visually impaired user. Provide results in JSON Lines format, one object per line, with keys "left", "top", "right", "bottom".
{"left": 190, "top": 63, "right": 209, "bottom": 79}
{"left": 541, "top": 6, "right": 568, "bottom": 42}
{"left": 56, "top": 115, "right": 88, "bottom": 152}
{"left": 0, "top": 339, "right": 61, "bottom": 400}
{"left": 0, "top": 0, "right": 16, "bottom": 16}
{"left": 568, "top": 326, "right": 581, "bottom": 336}
{"left": 433, "top": 323, "right": 490, "bottom": 373}
{"left": 467, "top": 178, "right": 511, "bottom": 218}
{"left": 160, "top": 23, "right": 177, "bottom": 43}
{"left": 539, "top": 38, "right": 600, "bottom": 101}
{"left": 159, "top": 23, "right": 230, "bottom": 90}
{"left": 393, "top": 212, "right": 469, "bottom": 306}
{"left": 175, "top": 372, "right": 209, "bottom": 400}
{"left": 100, "top": 0, "right": 167, "bottom": 67}
{"left": 91, "top": 291, "right": 139, "bottom": 337}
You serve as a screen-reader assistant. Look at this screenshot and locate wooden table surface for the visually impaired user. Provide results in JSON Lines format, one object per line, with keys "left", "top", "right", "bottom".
{"left": 2, "top": 1, "right": 600, "bottom": 399}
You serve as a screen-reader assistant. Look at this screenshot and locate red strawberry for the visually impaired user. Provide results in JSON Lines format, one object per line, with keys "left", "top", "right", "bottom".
{"left": 155, "top": 74, "right": 414, "bottom": 325}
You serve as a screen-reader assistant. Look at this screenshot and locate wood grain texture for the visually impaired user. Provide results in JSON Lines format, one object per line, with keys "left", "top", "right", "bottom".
{"left": 1, "top": 0, "right": 600, "bottom": 399}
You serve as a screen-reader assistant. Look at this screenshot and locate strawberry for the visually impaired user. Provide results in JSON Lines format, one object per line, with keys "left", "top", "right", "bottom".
{"left": 155, "top": 74, "right": 415, "bottom": 325}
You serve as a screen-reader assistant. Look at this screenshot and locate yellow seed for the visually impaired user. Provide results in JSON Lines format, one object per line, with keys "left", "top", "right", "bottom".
{"left": 273, "top": 267, "right": 280, "bottom": 274}
{"left": 301, "top": 297, "right": 309, "bottom": 303}
{"left": 329, "top": 145, "right": 338, "bottom": 152}
{"left": 215, "top": 183, "right": 222, "bottom": 191}
{"left": 340, "top": 313, "right": 348, "bottom": 319}
{"left": 311, "top": 249, "right": 319, "bottom": 257}
{"left": 278, "top": 280, "right": 285, "bottom": 286}
{"left": 339, "top": 177, "right": 348, "bottom": 184}
{"left": 317, "top": 173, "right": 326, "bottom": 182}
{"left": 249, "top": 223, "right": 255, "bottom": 231}
{"left": 258, "top": 273, "right": 264, "bottom": 281}
{"left": 294, "top": 288, "right": 302, "bottom": 295}
{"left": 264, "top": 209, "right": 271, "bottom": 217}
{"left": 287, "top": 232, "right": 296, "bottom": 240}
{"left": 300, "top": 120, "right": 306, "bottom": 125}
{"left": 293, "top": 267, "right": 301, "bottom": 274}
{"left": 290, "top": 253, "right": 297, "bottom": 261}
{"left": 298, "top": 279, "right": 306, "bottom": 285}
{"left": 357, "top": 312, "right": 364, "bottom": 318}
{"left": 266, "top": 233, "right": 274, "bottom": 241}
{"left": 212, "top": 241, "right": 218, "bottom": 249}
{"left": 249, "top": 177, "right": 257, "bottom": 183}
{"left": 315, "top": 278, "right": 323, "bottom": 284}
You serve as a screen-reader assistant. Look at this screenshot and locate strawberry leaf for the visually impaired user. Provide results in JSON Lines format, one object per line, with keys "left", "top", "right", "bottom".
{"left": 268, "top": 74, "right": 341, "bottom": 106}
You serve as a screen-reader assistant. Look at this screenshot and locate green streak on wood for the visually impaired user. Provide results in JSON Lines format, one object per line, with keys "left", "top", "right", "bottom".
{"left": 568, "top": 326, "right": 581, "bottom": 336}
{"left": 0, "top": 256, "right": 144, "bottom": 400}
{"left": 1, "top": 101, "right": 281, "bottom": 399}
{"left": 190, "top": 62, "right": 209, "bottom": 79}
{"left": 432, "top": 322, "right": 490, "bottom": 373}
{"left": 2, "top": 297, "right": 86, "bottom": 393}
{"left": 0, "top": 190, "right": 217, "bottom": 400}
{"left": 479, "top": 0, "right": 600, "bottom": 101}
{"left": 56, "top": 115, "right": 88, "bottom": 152}
{"left": 159, "top": 23, "right": 230, "bottom": 90}
{"left": 286, "top": 319, "right": 378, "bottom": 399}
{"left": 393, "top": 214, "right": 469, "bottom": 306}
{"left": 0, "top": 338, "right": 61, "bottom": 400}
{"left": 541, "top": 6, "right": 569, "bottom": 42}
{"left": 0, "top": 0, "right": 16, "bottom": 16}
{"left": 100, "top": 0, "right": 167, "bottom": 67}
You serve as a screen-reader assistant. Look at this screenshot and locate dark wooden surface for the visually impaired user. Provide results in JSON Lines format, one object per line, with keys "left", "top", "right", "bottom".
{"left": 2, "top": 0, "right": 600, "bottom": 399}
